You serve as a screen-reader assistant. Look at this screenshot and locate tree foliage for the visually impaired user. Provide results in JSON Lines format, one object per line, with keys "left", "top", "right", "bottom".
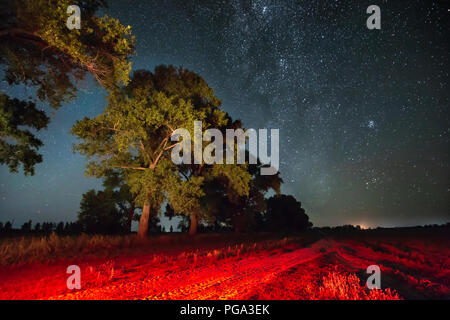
{"left": 0, "top": 93, "right": 49, "bottom": 174}
{"left": 72, "top": 65, "right": 251, "bottom": 236}
{"left": 102, "top": 169, "right": 138, "bottom": 232}
{"left": 77, "top": 169, "right": 138, "bottom": 233}
{"left": 0, "top": 0, "right": 135, "bottom": 174}
{"left": 0, "top": 0, "right": 135, "bottom": 106}
{"left": 265, "top": 194, "right": 312, "bottom": 232}
{"left": 205, "top": 154, "right": 283, "bottom": 232}
{"left": 78, "top": 189, "right": 127, "bottom": 234}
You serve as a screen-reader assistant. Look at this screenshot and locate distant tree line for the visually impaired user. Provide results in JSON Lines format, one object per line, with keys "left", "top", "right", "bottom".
{"left": 0, "top": 193, "right": 313, "bottom": 236}
{"left": 0, "top": 220, "right": 83, "bottom": 236}
{"left": 75, "top": 190, "right": 312, "bottom": 235}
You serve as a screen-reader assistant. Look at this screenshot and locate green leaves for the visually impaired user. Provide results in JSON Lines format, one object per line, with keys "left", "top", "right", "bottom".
{"left": 0, "top": 0, "right": 135, "bottom": 174}
{"left": 72, "top": 65, "right": 255, "bottom": 232}
{"left": 0, "top": 93, "right": 49, "bottom": 175}
{"left": 72, "top": 66, "right": 220, "bottom": 212}
{"left": 78, "top": 188, "right": 129, "bottom": 234}
{"left": 209, "top": 164, "right": 251, "bottom": 198}
{"left": 1, "top": 0, "right": 135, "bottom": 109}
{"left": 168, "top": 175, "right": 205, "bottom": 215}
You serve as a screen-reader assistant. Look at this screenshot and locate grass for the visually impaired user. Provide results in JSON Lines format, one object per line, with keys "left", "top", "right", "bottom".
{"left": 0, "top": 232, "right": 305, "bottom": 266}
{"left": 314, "top": 272, "right": 400, "bottom": 300}
{"left": 0, "top": 229, "right": 448, "bottom": 299}
{"left": 0, "top": 233, "right": 135, "bottom": 265}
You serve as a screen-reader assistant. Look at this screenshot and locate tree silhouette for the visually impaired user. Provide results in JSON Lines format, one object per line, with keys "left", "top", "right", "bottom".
{"left": 205, "top": 154, "right": 283, "bottom": 232}
{"left": 265, "top": 194, "right": 312, "bottom": 232}
{"left": 164, "top": 204, "right": 175, "bottom": 221}
{"left": 34, "top": 222, "right": 41, "bottom": 232}
{"left": 0, "top": 94, "right": 49, "bottom": 175}
{"left": 64, "top": 221, "right": 83, "bottom": 235}
{"left": 178, "top": 215, "right": 190, "bottom": 233}
{"left": 102, "top": 170, "right": 138, "bottom": 232}
{"left": 20, "top": 220, "right": 32, "bottom": 233}
{"left": 55, "top": 222, "right": 65, "bottom": 234}
{"left": 4, "top": 221, "right": 12, "bottom": 232}
{"left": 41, "top": 222, "right": 53, "bottom": 233}
{"left": 78, "top": 189, "right": 126, "bottom": 234}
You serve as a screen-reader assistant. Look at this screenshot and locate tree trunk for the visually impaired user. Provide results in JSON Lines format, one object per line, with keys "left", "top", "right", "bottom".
{"left": 233, "top": 214, "right": 246, "bottom": 233}
{"left": 137, "top": 203, "right": 150, "bottom": 238}
{"left": 126, "top": 205, "right": 134, "bottom": 233}
{"left": 189, "top": 212, "right": 198, "bottom": 235}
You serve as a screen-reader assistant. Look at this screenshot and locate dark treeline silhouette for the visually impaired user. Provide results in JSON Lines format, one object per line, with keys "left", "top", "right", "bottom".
{"left": 314, "top": 222, "right": 450, "bottom": 239}
{"left": 2, "top": 217, "right": 448, "bottom": 238}
{"left": 170, "top": 194, "right": 312, "bottom": 234}
{"left": 316, "top": 222, "right": 450, "bottom": 232}
{"left": 0, "top": 220, "right": 83, "bottom": 236}
{"left": 0, "top": 192, "right": 314, "bottom": 236}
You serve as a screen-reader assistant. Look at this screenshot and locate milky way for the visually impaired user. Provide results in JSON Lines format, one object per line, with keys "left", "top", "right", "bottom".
{"left": 0, "top": 0, "right": 449, "bottom": 227}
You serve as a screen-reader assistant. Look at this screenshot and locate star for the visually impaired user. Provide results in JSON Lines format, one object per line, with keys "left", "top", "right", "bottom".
{"left": 0, "top": 0, "right": 448, "bottom": 228}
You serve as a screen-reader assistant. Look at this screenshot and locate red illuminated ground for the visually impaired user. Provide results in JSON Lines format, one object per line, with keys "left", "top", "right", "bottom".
{"left": 0, "top": 234, "right": 449, "bottom": 300}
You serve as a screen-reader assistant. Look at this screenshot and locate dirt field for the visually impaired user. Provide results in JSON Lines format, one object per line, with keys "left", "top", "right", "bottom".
{"left": 0, "top": 230, "right": 448, "bottom": 300}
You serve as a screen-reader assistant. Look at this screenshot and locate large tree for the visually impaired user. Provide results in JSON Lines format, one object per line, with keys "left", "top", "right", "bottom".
{"left": 206, "top": 154, "right": 283, "bottom": 232}
{"left": 102, "top": 169, "right": 138, "bottom": 232}
{"left": 265, "top": 194, "right": 312, "bottom": 232}
{"left": 78, "top": 189, "right": 127, "bottom": 234}
{"left": 173, "top": 117, "right": 254, "bottom": 235}
{"left": 72, "top": 65, "right": 251, "bottom": 237}
{"left": 0, "top": 0, "right": 134, "bottom": 174}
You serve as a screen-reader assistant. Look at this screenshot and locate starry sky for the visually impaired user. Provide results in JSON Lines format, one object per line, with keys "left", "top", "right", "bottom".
{"left": 0, "top": 0, "right": 449, "bottom": 229}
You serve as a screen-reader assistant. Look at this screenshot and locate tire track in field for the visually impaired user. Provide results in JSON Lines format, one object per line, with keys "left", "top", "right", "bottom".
{"left": 49, "top": 240, "right": 334, "bottom": 300}
{"left": 145, "top": 247, "right": 325, "bottom": 300}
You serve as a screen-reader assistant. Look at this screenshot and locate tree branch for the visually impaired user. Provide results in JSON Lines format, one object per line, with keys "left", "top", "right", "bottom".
{"left": 150, "top": 137, "right": 168, "bottom": 169}
{"left": 112, "top": 165, "right": 146, "bottom": 171}
{"left": 164, "top": 141, "right": 181, "bottom": 150}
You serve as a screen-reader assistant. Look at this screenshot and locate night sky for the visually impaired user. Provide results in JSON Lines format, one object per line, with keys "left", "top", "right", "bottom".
{"left": 0, "top": 0, "right": 449, "bottom": 229}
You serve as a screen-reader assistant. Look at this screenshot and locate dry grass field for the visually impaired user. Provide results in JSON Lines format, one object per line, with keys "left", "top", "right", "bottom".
{"left": 0, "top": 228, "right": 448, "bottom": 300}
